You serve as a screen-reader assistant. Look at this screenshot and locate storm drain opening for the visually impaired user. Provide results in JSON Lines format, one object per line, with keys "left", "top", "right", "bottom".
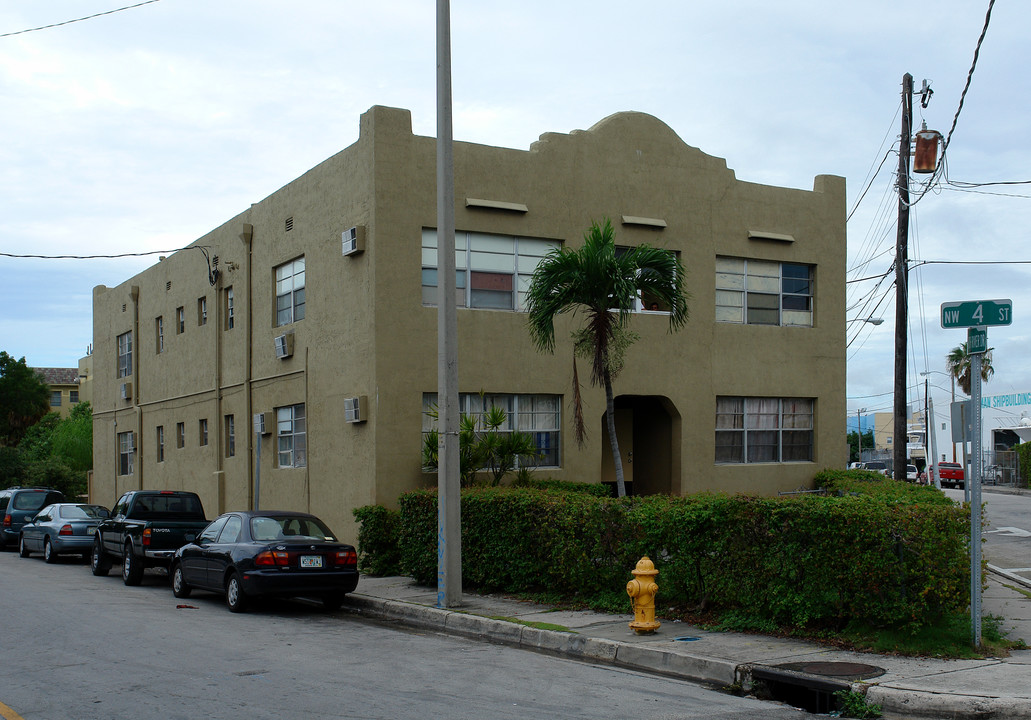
{"left": 749, "top": 662, "right": 885, "bottom": 714}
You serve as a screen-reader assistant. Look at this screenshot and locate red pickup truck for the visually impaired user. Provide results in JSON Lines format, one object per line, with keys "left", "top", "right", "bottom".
{"left": 931, "top": 462, "right": 965, "bottom": 489}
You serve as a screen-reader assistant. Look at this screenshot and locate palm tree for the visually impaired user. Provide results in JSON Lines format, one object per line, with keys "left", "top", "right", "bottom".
{"left": 945, "top": 342, "right": 994, "bottom": 396}
{"left": 525, "top": 219, "right": 689, "bottom": 497}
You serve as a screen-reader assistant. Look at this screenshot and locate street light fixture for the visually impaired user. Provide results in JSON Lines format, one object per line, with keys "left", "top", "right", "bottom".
{"left": 848, "top": 317, "right": 884, "bottom": 326}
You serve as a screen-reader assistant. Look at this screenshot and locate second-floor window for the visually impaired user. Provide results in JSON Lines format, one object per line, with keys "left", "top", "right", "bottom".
{"left": 117, "top": 331, "right": 133, "bottom": 378}
{"left": 275, "top": 257, "right": 305, "bottom": 326}
{"left": 176, "top": 306, "right": 185, "bottom": 334}
{"left": 277, "top": 403, "right": 306, "bottom": 468}
{"left": 716, "top": 257, "right": 813, "bottom": 327}
{"left": 155, "top": 316, "right": 164, "bottom": 353}
{"left": 421, "top": 230, "right": 559, "bottom": 311}
{"left": 225, "top": 287, "right": 235, "bottom": 330}
{"left": 118, "top": 431, "right": 135, "bottom": 475}
{"left": 225, "top": 414, "right": 235, "bottom": 457}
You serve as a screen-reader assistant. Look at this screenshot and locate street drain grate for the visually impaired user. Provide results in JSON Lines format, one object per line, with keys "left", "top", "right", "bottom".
{"left": 775, "top": 661, "right": 885, "bottom": 681}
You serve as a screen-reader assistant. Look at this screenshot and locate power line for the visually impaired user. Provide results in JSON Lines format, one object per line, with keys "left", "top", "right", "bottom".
{"left": 0, "top": 0, "right": 162, "bottom": 38}
{"left": 0, "top": 248, "right": 188, "bottom": 258}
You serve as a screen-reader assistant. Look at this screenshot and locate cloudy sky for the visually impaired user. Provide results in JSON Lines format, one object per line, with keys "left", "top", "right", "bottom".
{"left": 2, "top": 0, "right": 1029, "bottom": 443}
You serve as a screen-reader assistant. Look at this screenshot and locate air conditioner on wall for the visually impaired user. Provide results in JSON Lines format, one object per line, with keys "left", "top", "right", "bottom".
{"left": 341, "top": 225, "right": 365, "bottom": 256}
{"left": 253, "top": 413, "right": 265, "bottom": 435}
{"left": 274, "top": 333, "right": 294, "bottom": 359}
{"left": 344, "top": 395, "right": 368, "bottom": 424}
{"left": 120, "top": 382, "right": 132, "bottom": 400}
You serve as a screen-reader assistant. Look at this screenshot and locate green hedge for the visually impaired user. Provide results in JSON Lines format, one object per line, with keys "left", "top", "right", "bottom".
{"left": 357, "top": 480, "right": 970, "bottom": 631}
{"left": 351, "top": 505, "right": 402, "bottom": 576}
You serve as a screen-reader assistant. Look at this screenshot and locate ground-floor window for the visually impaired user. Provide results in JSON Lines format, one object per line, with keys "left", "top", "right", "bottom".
{"left": 277, "top": 403, "right": 306, "bottom": 468}
{"left": 715, "top": 397, "right": 814, "bottom": 463}
{"left": 422, "top": 393, "right": 560, "bottom": 468}
{"left": 118, "top": 431, "right": 135, "bottom": 475}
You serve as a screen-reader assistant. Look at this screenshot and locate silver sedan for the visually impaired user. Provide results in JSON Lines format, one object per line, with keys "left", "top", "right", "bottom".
{"left": 19, "top": 504, "right": 110, "bottom": 563}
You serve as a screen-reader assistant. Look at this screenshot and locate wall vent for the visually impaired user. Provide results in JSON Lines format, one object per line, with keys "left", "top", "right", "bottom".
{"left": 344, "top": 395, "right": 368, "bottom": 423}
{"left": 285, "top": 216, "right": 294, "bottom": 232}
{"left": 274, "top": 333, "right": 294, "bottom": 359}
{"left": 342, "top": 225, "right": 366, "bottom": 256}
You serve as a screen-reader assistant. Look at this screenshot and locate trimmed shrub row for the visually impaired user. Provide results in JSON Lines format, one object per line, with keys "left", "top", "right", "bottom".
{"left": 355, "top": 474, "right": 970, "bottom": 631}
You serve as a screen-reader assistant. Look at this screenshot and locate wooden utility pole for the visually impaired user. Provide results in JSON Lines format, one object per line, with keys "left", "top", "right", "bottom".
{"left": 893, "top": 73, "right": 913, "bottom": 483}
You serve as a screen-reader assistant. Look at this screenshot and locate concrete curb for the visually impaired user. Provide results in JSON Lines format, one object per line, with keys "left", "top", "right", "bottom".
{"left": 861, "top": 684, "right": 1031, "bottom": 720}
{"left": 344, "top": 593, "right": 1031, "bottom": 720}
{"left": 344, "top": 594, "right": 733, "bottom": 687}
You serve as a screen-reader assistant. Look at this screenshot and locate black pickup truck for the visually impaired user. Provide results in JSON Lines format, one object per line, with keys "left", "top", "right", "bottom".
{"left": 90, "top": 490, "right": 208, "bottom": 585}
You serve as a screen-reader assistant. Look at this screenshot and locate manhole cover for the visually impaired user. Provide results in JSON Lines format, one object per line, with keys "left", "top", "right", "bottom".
{"left": 775, "top": 662, "right": 885, "bottom": 680}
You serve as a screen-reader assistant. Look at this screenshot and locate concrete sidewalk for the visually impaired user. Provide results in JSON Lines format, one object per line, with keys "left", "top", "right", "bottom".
{"left": 343, "top": 572, "right": 1031, "bottom": 719}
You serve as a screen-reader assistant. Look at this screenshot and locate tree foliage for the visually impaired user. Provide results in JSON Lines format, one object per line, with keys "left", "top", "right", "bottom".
{"left": 0, "top": 352, "right": 50, "bottom": 447}
{"left": 524, "top": 219, "right": 689, "bottom": 497}
{"left": 1, "top": 402, "right": 93, "bottom": 500}
{"left": 945, "top": 342, "right": 994, "bottom": 396}
{"left": 422, "top": 400, "right": 539, "bottom": 487}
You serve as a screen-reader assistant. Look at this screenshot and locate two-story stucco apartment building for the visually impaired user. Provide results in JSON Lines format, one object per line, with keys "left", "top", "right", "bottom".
{"left": 91, "top": 105, "right": 847, "bottom": 540}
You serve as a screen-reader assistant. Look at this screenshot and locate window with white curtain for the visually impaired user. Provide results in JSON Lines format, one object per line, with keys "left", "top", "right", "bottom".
{"left": 715, "top": 397, "right": 814, "bottom": 464}
{"left": 422, "top": 392, "right": 561, "bottom": 467}
{"left": 421, "top": 230, "right": 559, "bottom": 311}
{"left": 715, "top": 257, "right": 813, "bottom": 326}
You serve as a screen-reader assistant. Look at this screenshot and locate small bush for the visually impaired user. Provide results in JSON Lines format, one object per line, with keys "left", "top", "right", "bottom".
{"left": 351, "top": 505, "right": 402, "bottom": 576}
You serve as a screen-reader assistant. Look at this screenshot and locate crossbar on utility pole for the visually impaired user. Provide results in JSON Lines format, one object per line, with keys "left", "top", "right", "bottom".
{"left": 893, "top": 73, "right": 913, "bottom": 484}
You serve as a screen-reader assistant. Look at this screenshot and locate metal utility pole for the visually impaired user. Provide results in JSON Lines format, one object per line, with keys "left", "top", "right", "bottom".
{"left": 436, "top": 0, "right": 462, "bottom": 608}
{"left": 893, "top": 73, "right": 913, "bottom": 483}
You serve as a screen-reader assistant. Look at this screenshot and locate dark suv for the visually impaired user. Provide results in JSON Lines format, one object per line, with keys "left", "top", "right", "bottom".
{"left": 0, "top": 487, "right": 65, "bottom": 549}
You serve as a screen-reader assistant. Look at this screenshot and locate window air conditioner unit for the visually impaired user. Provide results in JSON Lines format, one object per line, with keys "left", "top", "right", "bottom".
{"left": 120, "top": 382, "right": 133, "bottom": 400}
{"left": 274, "top": 333, "right": 294, "bottom": 359}
{"left": 341, "top": 225, "right": 365, "bottom": 256}
{"left": 344, "top": 395, "right": 368, "bottom": 424}
{"left": 253, "top": 412, "right": 271, "bottom": 435}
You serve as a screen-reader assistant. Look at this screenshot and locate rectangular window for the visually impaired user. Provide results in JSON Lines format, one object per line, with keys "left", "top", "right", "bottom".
{"left": 70, "top": 390, "right": 79, "bottom": 403}
{"left": 176, "top": 307, "right": 185, "bottom": 334}
{"left": 156, "top": 426, "right": 164, "bottom": 462}
{"left": 421, "top": 230, "right": 559, "bottom": 311}
{"left": 275, "top": 257, "right": 306, "bottom": 326}
{"left": 715, "top": 257, "right": 813, "bottom": 326}
{"left": 225, "top": 287, "right": 235, "bottom": 330}
{"left": 422, "top": 393, "right": 560, "bottom": 468}
{"left": 118, "top": 431, "right": 135, "bottom": 475}
{"left": 198, "top": 297, "right": 207, "bottom": 326}
{"left": 277, "top": 403, "right": 307, "bottom": 468}
{"left": 715, "top": 397, "right": 814, "bottom": 464}
{"left": 225, "top": 415, "right": 235, "bottom": 457}
{"left": 50, "top": 391, "right": 62, "bottom": 407}
{"left": 155, "top": 316, "right": 164, "bottom": 353}
{"left": 117, "top": 331, "right": 133, "bottom": 378}
{"left": 199, "top": 418, "right": 208, "bottom": 446}
{"left": 176, "top": 422, "right": 185, "bottom": 449}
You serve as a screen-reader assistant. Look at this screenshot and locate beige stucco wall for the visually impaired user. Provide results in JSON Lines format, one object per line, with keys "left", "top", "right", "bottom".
{"left": 92, "top": 105, "right": 847, "bottom": 543}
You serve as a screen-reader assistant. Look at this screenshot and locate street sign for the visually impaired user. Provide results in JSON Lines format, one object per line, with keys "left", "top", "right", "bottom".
{"left": 941, "top": 299, "right": 1012, "bottom": 328}
{"left": 967, "top": 327, "right": 988, "bottom": 354}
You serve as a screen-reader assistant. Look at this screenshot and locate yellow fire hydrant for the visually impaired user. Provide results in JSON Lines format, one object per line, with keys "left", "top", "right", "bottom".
{"left": 626, "top": 556, "right": 660, "bottom": 634}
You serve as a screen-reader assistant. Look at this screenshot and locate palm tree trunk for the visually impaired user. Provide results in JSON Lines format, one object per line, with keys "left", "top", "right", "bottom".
{"left": 604, "top": 370, "right": 626, "bottom": 498}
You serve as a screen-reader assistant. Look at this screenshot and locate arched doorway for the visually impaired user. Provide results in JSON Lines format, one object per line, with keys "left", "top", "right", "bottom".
{"left": 601, "top": 395, "right": 680, "bottom": 496}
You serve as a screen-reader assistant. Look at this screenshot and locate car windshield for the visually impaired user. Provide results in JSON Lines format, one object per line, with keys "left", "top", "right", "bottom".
{"left": 250, "top": 516, "right": 336, "bottom": 543}
{"left": 12, "top": 492, "right": 50, "bottom": 511}
{"left": 61, "top": 505, "right": 109, "bottom": 519}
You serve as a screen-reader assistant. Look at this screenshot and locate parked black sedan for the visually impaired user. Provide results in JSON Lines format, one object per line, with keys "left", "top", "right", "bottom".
{"left": 170, "top": 511, "right": 359, "bottom": 612}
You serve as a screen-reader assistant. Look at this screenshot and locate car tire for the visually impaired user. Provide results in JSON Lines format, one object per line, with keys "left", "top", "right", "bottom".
{"left": 18, "top": 536, "right": 31, "bottom": 558}
{"left": 44, "top": 537, "right": 57, "bottom": 564}
{"left": 122, "top": 543, "right": 144, "bottom": 586}
{"left": 91, "top": 538, "right": 112, "bottom": 576}
{"left": 226, "top": 572, "right": 247, "bottom": 613}
{"left": 171, "top": 564, "right": 192, "bottom": 599}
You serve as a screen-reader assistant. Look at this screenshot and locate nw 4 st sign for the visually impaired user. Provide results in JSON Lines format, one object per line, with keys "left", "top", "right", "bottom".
{"left": 940, "top": 299, "right": 1012, "bottom": 329}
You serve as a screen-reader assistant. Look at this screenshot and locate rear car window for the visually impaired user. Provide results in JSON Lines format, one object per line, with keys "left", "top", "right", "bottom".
{"left": 133, "top": 494, "right": 205, "bottom": 520}
{"left": 13, "top": 492, "right": 51, "bottom": 511}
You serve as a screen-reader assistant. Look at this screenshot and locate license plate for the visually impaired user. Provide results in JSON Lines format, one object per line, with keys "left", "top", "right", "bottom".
{"left": 300, "top": 555, "right": 323, "bottom": 569}
{"left": 87, "top": 527, "right": 96, "bottom": 535}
